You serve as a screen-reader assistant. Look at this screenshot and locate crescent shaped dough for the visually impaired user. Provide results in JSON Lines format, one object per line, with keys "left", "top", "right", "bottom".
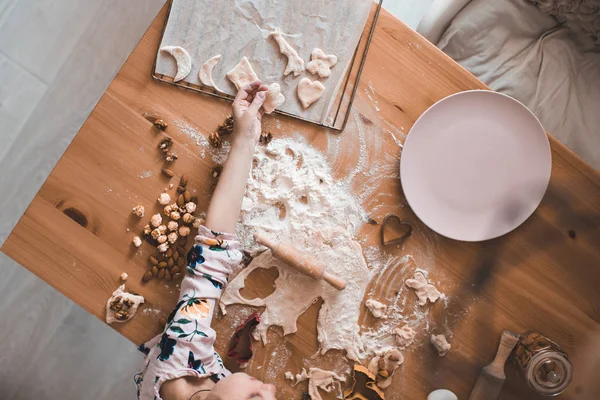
{"left": 263, "top": 83, "right": 285, "bottom": 114}
{"left": 268, "top": 28, "right": 305, "bottom": 77}
{"left": 161, "top": 45, "right": 192, "bottom": 82}
{"left": 199, "top": 54, "right": 222, "bottom": 91}
{"left": 297, "top": 78, "right": 325, "bottom": 109}
{"left": 227, "top": 56, "right": 259, "bottom": 90}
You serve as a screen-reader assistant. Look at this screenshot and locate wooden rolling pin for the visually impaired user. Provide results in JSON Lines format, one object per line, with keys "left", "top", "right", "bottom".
{"left": 469, "top": 330, "right": 520, "bottom": 400}
{"left": 254, "top": 231, "right": 346, "bottom": 290}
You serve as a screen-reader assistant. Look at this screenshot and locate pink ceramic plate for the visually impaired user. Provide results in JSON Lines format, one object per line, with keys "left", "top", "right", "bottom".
{"left": 400, "top": 90, "right": 551, "bottom": 241}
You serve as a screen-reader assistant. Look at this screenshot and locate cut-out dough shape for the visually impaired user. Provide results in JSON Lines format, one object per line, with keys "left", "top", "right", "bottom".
{"left": 161, "top": 46, "right": 192, "bottom": 82}
{"left": 405, "top": 271, "right": 441, "bottom": 306}
{"left": 105, "top": 285, "right": 145, "bottom": 324}
{"left": 199, "top": 54, "right": 222, "bottom": 91}
{"left": 268, "top": 28, "right": 305, "bottom": 76}
{"left": 297, "top": 78, "right": 325, "bottom": 109}
{"left": 365, "top": 298, "right": 387, "bottom": 319}
{"left": 263, "top": 83, "right": 285, "bottom": 114}
{"left": 293, "top": 368, "right": 346, "bottom": 400}
{"left": 307, "top": 48, "right": 338, "bottom": 78}
{"left": 430, "top": 334, "right": 451, "bottom": 357}
{"left": 394, "top": 324, "right": 416, "bottom": 348}
{"left": 227, "top": 56, "right": 259, "bottom": 90}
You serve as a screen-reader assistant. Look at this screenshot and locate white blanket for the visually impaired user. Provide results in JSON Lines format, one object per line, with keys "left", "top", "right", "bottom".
{"left": 438, "top": 0, "right": 600, "bottom": 171}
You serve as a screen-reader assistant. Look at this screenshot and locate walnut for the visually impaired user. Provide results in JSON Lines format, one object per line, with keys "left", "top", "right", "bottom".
{"left": 170, "top": 211, "right": 181, "bottom": 221}
{"left": 151, "top": 229, "right": 161, "bottom": 240}
{"left": 115, "top": 310, "right": 130, "bottom": 321}
{"left": 217, "top": 114, "right": 234, "bottom": 136}
{"left": 157, "top": 243, "right": 169, "bottom": 253}
{"left": 122, "top": 298, "right": 134, "bottom": 308}
{"left": 157, "top": 235, "right": 167, "bottom": 244}
{"left": 165, "top": 152, "right": 178, "bottom": 162}
{"left": 109, "top": 296, "right": 123, "bottom": 311}
{"left": 168, "top": 221, "right": 178, "bottom": 231}
{"left": 157, "top": 193, "right": 171, "bottom": 206}
{"left": 168, "top": 232, "right": 178, "bottom": 244}
{"left": 179, "top": 226, "right": 191, "bottom": 237}
{"left": 132, "top": 205, "right": 145, "bottom": 218}
{"left": 185, "top": 202, "right": 197, "bottom": 213}
{"left": 132, "top": 236, "right": 142, "bottom": 248}
{"left": 208, "top": 131, "right": 222, "bottom": 148}
{"left": 164, "top": 204, "right": 176, "bottom": 216}
{"left": 182, "top": 213, "right": 195, "bottom": 225}
{"left": 158, "top": 136, "right": 173, "bottom": 153}
{"left": 150, "top": 213, "right": 162, "bottom": 228}
{"left": 192, "top": 218, "right": 204, "bottom": 229}
{"left": 157, "top": 225, "right": 167, "bottom": 235}
{"left": 153, "top": 119, "right": 168, "bottom": 131}
{"left": 143, "top": 224, "right": 152, "bottom": 236}
{"left": 259, "top": 131, "right": 273, "bottom": 145}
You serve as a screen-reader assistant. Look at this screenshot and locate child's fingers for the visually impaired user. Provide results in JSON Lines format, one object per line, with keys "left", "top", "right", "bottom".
{"left": 247, "top": 90, "right": 266, "bottom": 115}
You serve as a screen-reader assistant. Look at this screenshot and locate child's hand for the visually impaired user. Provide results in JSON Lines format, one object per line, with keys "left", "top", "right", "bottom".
{"left": 232, "top": 81, "right": 269, "bottom": 143}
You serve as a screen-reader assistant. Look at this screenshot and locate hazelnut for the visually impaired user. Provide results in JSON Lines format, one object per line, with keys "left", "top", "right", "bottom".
{"left": 157, "top": 193, "right": 171, "bottom": 206}
{"left": 151, "top": 229, "right": 161, "bottom": 240}
{"left": 143, "top": 224, "right": 152, "bottom": 236}
{"left": 132, "top": 236, "right": 142, "bottom": 248}
{"left": 157, "top": 243, "right": 169, "bottom": 253}
{"left": 168, "top": 232, "right": 178, "bottom": 244}
{"left": 179, "top": 226, "right": 191, "bottom": 237}
{"left": 192, "top": 218, "right": 204, "bottom": 229}
{"left": 150, "top": 213, "right": 162, "bottom": 228}
{"left": 157, "top": 225, "right": 167, "bottom": 235}
{"left": 157, "top": 235, "right": 167, "bottom": 244}
{"left": 132, "top": 205, "right": 145, "bottom": 218}
{"left": 168, "top": 221, "right": 178, "bottom": 231}
{"left": 170, "top": 211, "right": 181, "bottom": 221}
{"left": 182, "top": 213, "right": 195, "bottom": 224}
{"left": 185, "top": 202, "right": 197, "bottom": 213}
{"left": 163, "top": 204, "right": 174, "bottom": 216}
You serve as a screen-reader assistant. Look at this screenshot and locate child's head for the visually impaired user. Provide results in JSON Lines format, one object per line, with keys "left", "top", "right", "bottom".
{"left": 206, "top": 372, "right": 276, "bottom": 400}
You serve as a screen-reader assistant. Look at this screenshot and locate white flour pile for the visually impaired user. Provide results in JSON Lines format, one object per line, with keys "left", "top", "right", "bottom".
{"left": 221, "top": 138, "right": 373, "bottom": 360}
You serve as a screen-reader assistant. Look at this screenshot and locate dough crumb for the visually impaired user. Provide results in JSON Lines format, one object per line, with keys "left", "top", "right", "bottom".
{"left": 307, "top": 48, "right": 338, "bottom": 78}
{"left": 297, "top": 78, "right": 325, "bottom": 109}
{"left": 268, "top": 28, "right": 305, "bottom": 76}
{"left": 120, "top": 272, "right": 128, "bottom": 281}
{"left": 405, "top": 271, "right": 441, "bottom": 305}
{"left": 365, "top": 298, "right": 387, "bottom": 319}
{"left": 430, "top": 334, "right": 451, "bottom": 357}
{"left": 394, "top": 324, "right": 416, "bottom": 348}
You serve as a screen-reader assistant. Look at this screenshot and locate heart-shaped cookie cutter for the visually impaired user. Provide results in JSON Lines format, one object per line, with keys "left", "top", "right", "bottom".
{"left": 380, "top": 214, "right": 413, "bottom": 246}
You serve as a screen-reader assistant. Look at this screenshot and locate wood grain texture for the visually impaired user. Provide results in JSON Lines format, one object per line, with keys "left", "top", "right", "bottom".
{"left": 3, "top": 4, "right": 600, "bottom": 400}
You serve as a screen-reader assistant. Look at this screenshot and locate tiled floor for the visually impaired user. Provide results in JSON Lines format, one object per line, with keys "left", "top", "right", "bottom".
{"left": 0, "top": 1, "right": 433, "bottom": 398}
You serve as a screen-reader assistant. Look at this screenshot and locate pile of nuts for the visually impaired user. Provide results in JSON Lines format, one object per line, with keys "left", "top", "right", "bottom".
{"left": 109, "top": 296, "right": 135, "bottom": 321}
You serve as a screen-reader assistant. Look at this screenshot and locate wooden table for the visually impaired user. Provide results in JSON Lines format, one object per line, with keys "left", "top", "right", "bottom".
{"left": 3, "top": 4, "right": 600, "bottom": 399}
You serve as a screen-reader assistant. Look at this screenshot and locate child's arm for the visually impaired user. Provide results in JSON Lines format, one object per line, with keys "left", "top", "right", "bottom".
{"left": 205, "top": 81, "right": 268, "bottom": 233}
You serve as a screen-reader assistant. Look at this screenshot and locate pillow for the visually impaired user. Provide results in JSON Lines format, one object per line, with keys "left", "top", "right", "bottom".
{"left": 526, "top": 0, "right": 600, "bottom": 45}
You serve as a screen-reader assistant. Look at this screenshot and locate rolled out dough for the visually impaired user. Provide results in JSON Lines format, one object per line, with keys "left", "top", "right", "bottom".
{"left": 226, "top": 56, "right": 259, "bottom": 90}
{"left": 199, "top": 54, "right": 222, "bottom": 91}
{"left": 293, "top": 367, "right": 345, "bottom": 400}
{"left": 268, "top": 28, "right": 305, "bottom": 77}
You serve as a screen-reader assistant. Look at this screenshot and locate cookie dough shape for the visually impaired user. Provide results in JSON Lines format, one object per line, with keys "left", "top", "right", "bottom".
{"left": 227, "top": 56, "right": 259, "bottom": 90}
{"left": 394, "top": 324, "right": 417, "bottom": 348}
{"left": 268, "top": 28, "right": 305, "bottom": 76}
{"left": 199, "top": 54, "right": 222, "bottom": 91}
{"left": 307, "top": 48, "right": 338, "bottom": 78}
{"left": 365, "top": 298, "right": 387, "bottom": 319}
{"left": 161, "top": 46, "right": 192, "bottom": 82}
{"left": 297, "top": 78, "right": 325, "bottom": 109}
{"left": 105, "top": 285, "right": 145, "bottom": 324}
{"left": 263, "top": 83, "right": 285, "bottom": 114}
{"left": 405, "top": 271, "right": 442, "bottom": 305}
{"left": 430, "top": 334, "right": 451, "bottom": 357}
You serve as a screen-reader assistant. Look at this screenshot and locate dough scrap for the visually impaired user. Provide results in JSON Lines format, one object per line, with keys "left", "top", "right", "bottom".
{"left": 297, "top": 78, "right": 325, "bottom": 109}
{"left": 160, "top": 46, "right": 192, "bottom": 82}
{"left": 263, "top": 83, "right": 285, "bottom": 114}
{"left": 430, "top": 334, "right": 451, "bottom": 357}
{"left": 405, "top": 271, "right": 441, "bottom": 305}
{"left": 394, "top": 324, "right": 417, "bottom": 348}
{"left": 307, "top": 48, "right": 338, "bottom": 78}
{"left": 105, "top": 285, "right": 145, "bottom": 324}
{"left": 268, "top": 28, "right": 305, "bottom": 76}
{"left": 367, "top": 348, "right": 404, "bottom": 389}
{"left": 199, "top": 54, "right": 222, "bottom": 91}
{"left": 226, "top": 56, "right": 259, "bottom": 90}
{"left": 365, "top": 298, "right": 387, "bottom": 319}
{"left": 292, "top": 368, "right": 345, "bottom": 400}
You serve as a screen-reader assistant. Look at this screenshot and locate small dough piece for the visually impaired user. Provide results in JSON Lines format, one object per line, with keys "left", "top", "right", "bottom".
{"left": 199, "top": 54, "right": 222, "bottom": 91}
{"left": 292, "top": 368, "right": 345, "bottom": 400}
{"left": 227, "top": 56, "right": 259, "bottom": 90}
{"left": 263, "top": 83, "right": 285, "bottom": 114}
{"left": 160, "top": 46, "right": 192, "bottom": 82}
{"left": 368, "top": 348, "right": 404, "bottom": 389}
{"left": 394, "top": 324, "right": 416, "bottom": 348}
{"left": 307, "top": 48, "right": 338, "bottom": 78}
{"left": 268, "top": 28, "right": 305, "bottom": 76}
{"left": 430, "top": 334, "right": 451, "bottom": 357}
{"left": 405, "top": 271, "right": 441, "bottom": 306}
{"left": 106, "top": 285, "right": 145, "bottom": 324}
{"left": 297, "top": 78, "right": 325, "bottom": 109}
{"left": 365, "top": 298, "right": 387, "bottom": 319}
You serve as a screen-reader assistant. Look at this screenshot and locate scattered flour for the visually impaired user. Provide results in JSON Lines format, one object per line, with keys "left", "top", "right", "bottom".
{"left": 175, "top": 119, "right": 231, "bottom": 163}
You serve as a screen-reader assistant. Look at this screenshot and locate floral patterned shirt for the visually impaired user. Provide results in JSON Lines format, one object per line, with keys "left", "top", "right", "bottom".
{"left": 135, "top": 226, "right": 242, "bottom": 399}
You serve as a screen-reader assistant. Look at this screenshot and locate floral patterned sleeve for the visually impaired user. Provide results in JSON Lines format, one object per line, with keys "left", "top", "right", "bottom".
{"left": 135, "top": 226, "right": 242, "bottom": 400}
